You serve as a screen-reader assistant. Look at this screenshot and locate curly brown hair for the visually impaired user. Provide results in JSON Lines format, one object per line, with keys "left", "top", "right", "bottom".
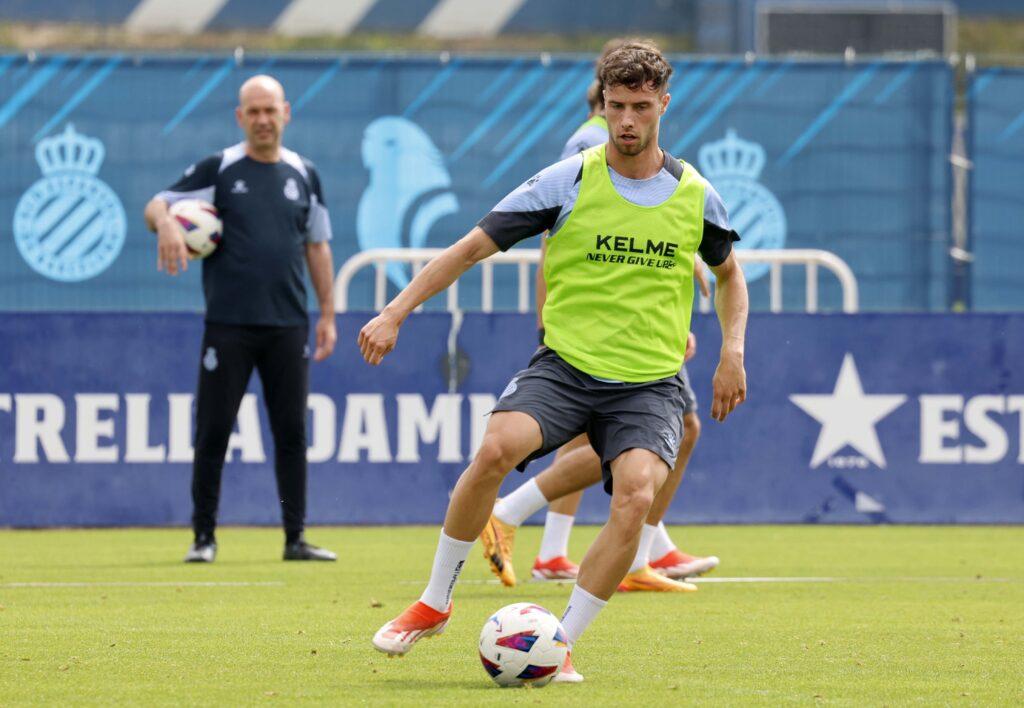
{"left": 597, "top": 42, "right": 673, "bottom": 95}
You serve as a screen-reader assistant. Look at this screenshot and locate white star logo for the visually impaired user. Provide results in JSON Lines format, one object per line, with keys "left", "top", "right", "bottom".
{"left": 790, "top": 354, "right": 907, "bottom": 468}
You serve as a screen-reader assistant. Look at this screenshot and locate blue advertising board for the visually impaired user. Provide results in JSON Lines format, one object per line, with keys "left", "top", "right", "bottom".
{"left": 0, "top": 55, "right": 952, "bottom": 313}
{"left": 0, "top": 312, "right": 1021, "bottom": 527}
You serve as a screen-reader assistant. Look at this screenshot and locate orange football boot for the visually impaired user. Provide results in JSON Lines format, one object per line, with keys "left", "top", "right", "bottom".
{"left": 372, "top": 600, "right": 452, "bottom": 656}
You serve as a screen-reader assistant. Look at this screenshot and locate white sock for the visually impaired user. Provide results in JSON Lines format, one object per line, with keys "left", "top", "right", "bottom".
{"left": 493, "top": 478, "right": 548, "bottom": 527}
{"left": 649, "top": 521, "right": 677, "bottom": 560}
{"left": 628, "top": 523, "right": 659, "bottom": 573}
{"left": 537, "top": 512, "right": 574, "bottom": 562}
{"left": 560, "top": 585, "right": 608, "bottom": 646}
{"left": 418, "top": 530, "right": 473, "bottom": 612}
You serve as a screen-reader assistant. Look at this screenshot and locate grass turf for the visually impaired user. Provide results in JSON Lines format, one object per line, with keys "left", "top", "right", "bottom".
{"left": 1, "top": 525, "right": 1022, "bottom": 706}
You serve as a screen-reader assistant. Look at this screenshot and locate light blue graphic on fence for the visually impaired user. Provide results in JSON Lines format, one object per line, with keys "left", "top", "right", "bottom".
{"left": 13, "top": 125, "right": 126, "bottom": 282}
{"left": 357, "top": 116, "right": 458, "bottom": 288}
{"left": 699, "top": 129, "right": 786, "bottom": 282}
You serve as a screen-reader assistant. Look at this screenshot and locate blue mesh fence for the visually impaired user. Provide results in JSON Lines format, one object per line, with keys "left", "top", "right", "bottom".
{"left": 0, "top": 55, "right": 953, "bottom": 312}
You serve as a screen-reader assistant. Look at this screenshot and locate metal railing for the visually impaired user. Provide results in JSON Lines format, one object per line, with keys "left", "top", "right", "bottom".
{"left": 334, "top": 248, "right": 859, "bottom": 314}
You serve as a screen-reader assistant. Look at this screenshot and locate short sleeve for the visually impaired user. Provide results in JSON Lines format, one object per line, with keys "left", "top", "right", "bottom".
{"left": 560, "top": 135, "right": 593, "bottom": 161}
{"left": 304, "top": 161, "right": 332, "bottom": 243}
{"left": 698, "top": 182, "right": 740, "bottom": 267}
{"left": 477, "top": 155, "right": 582, "bottom": 251}
{"left": 155, "top": 154, "right": 220, "bottom": 205}
{"left": 559, "top": 124, "right": 607, "bottom": 161}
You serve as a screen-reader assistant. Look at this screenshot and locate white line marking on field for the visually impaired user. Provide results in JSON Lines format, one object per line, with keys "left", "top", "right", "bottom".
{"left": 1, "top": 581, "right": 285, "bottom": 589}
{"left": 398, "top": 576, "right": 1017, "bottom": 586}
{"left": 695, "top": 577, "right": 842, "bottom": 583}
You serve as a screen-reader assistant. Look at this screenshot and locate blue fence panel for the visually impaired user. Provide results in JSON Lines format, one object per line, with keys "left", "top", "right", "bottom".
{"left": 968, "top": 68, "right": 1024, "bottom": 310}
{"left": 0, "top": 55, "right": 951, "bottom": 312}
{"left": 1, "top": 312, "right": 1021, "bottom": 527}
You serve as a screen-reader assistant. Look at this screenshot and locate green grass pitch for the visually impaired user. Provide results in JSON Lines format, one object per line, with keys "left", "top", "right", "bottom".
{"left": 1, "top": 525, "right": 1022, "bottom": 705}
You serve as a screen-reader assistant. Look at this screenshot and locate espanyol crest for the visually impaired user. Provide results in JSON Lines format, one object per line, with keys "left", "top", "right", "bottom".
{"left": 13, "top": 124, "right": 126, "bottom": 282}
{"left": 699, "top": 129, "right": 786, "bottom": 282}
{"left": 283, "top": 177, "right": 300, "bottom": 201}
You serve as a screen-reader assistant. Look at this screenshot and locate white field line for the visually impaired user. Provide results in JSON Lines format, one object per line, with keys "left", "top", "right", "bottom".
{"left": 6, "top": 577, "right": 1017, "bottom": 589}
{"left": 1, "top": 581, "right": 285, "bottom": 589}
{"left": 399, "top": 576, "right": 1018, "bottom": 586}
{"left": 692, "top": 576, "right": 1017, "bottom": 583}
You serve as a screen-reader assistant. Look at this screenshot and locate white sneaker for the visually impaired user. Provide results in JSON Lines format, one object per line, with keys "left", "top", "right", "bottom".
{"left": 650, "top": 549, "right": 719, "bottom": 579}
{"left": 184, "top": 541, "right": 216, "bottom": 563}
{"left": 551, "top": 651, "right": 584, "bottom": 683}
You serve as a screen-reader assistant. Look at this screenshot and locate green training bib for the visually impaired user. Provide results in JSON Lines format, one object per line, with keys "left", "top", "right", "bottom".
{"left": 543, "top": 144, "right": 705, "bottom": 382}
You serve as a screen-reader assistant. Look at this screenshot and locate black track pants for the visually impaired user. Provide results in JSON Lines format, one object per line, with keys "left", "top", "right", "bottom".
{"left": 190, "top": 323, "right": 309, "bottom": 541}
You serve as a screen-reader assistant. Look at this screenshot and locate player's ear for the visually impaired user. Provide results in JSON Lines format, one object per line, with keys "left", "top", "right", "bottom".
{"left": 661, "top": 92, "right": 671, "bottom": 115}
{"left": 282, "top": 101, "right": 292, "bottom": 125}
{"left": 235, "top": 105, "right": 244, "bottom": 128}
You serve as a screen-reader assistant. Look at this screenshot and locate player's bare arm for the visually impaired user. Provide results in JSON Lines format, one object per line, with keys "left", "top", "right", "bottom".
{"left": 359, "top": 227, "right": 499, "bottom": 365}
{"left": 305, "top": 241, "right": 337, "bottom": 361}
{"left": 708, "top": 251, "right": 748, "bottom": 422}
{"left": 144, "top": 197, "right": 189, "bottom": 275}
{"left": 684, "top": 331, "right": 697, "bottom": 363}
{"left": 695, "top": 256, "right": 711, "bottom": 298}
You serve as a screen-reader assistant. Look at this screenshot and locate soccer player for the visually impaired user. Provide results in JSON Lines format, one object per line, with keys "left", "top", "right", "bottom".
{"left": 362, "top": 44, "right": 748, "bottom": 681}
{"left": 145, "top": 75, "right": 338, "bottom": 563}
{"left": 486, "top": 49, "right": 720, "bottom": 590}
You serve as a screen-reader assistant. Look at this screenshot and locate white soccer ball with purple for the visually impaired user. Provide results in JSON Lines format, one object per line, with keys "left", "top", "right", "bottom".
{"left": 478, "top": 602, "right": 568, "bottom": 687}
{"left": 169, "top": 199, "right": 222, "bottom": 259}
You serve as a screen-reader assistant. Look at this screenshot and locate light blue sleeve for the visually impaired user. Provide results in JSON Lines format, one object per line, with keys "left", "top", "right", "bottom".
{"left": 490, "top": 154, "right": 583, "bottom": 214}
{"left": 703, "top": 181, "right": 731, "bottom": 231}
{"left": 559, "top": 124, "right": 608, "bottom": 160}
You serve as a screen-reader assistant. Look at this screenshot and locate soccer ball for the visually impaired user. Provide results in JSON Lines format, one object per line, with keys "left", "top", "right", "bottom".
{"left": 169, "top": 199, "right": 222, "bottom": 259}
{"left": 478, "top": 602, "right": 568, "bottom": 688}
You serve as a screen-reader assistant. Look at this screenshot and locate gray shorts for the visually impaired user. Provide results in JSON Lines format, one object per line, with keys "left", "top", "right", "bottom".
{"left": 677, "top": 364, "right": 698, "bottom": 416}
{"left": 492, "top": 348, "right": 685, "bottom": 494}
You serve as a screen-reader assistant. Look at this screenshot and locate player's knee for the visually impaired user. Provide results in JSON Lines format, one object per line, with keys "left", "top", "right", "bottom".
{"left": 683, "top": 413, "right": 701, "bottom": 443}
{"left": 611, "top": 492, "right": 654, "bottom": 537}
{"left": 473, "top": 436, "right": 519, "bottom": 479}
{"left": 194, "top": 427, "right": 233, "bottom": 456}
{"left": 610, "top": 476, "right": 656, "bottom": 531}
{"left": 274, "top": 439, "right": 307, "bottom": 460}
{"left": 270, "top": 427, "right": 306, "bottom": 454}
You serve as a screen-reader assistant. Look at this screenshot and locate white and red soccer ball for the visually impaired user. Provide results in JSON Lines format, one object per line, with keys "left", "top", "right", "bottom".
{"left": 169, "top": 199, "right": 222, "bottom": 259}
{"left": 478, "top": 602, "right": 568, "bottom": 688}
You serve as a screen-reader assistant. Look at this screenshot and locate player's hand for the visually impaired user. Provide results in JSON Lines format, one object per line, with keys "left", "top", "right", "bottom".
{"left": 711, "top": 349, "right": 746, "bottom": 422}
{"left": 695, "top": 259, "right": 711, "bottom": 298}
{"left": 358, "top": 312, "right": 400, "bottom": 365}
{"left": 684, "top": 332, "right": 697, "bottom": 363}
{"left": 156, "top": 216, "right": 189, "bottom": 275}
{"left": 314, "top": 315, "right": 336, "bottom": 362}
